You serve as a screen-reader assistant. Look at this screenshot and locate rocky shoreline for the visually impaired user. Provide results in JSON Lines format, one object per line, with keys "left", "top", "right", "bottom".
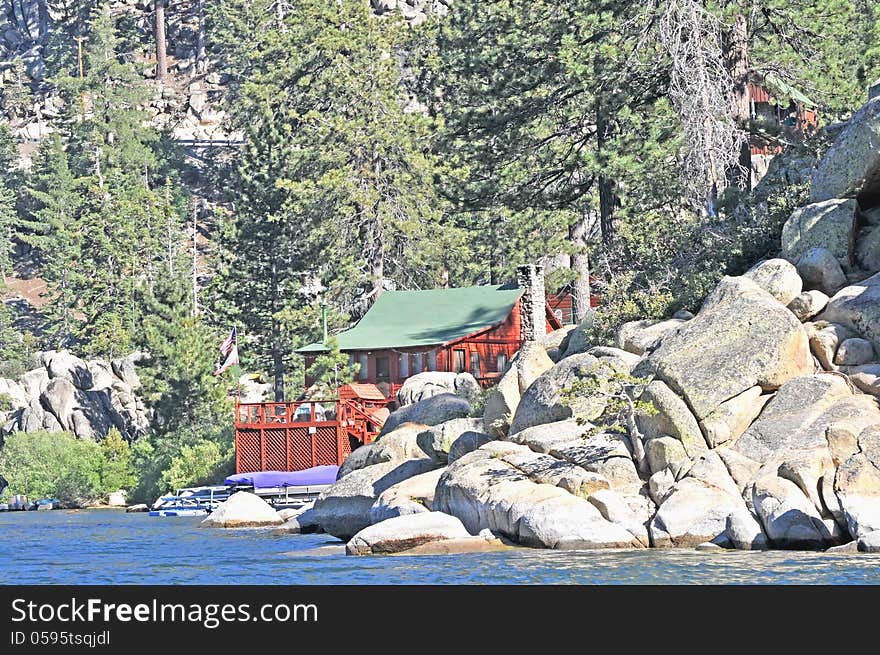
{"left": 198, "top": 94, "right": 880, "bottom": 557}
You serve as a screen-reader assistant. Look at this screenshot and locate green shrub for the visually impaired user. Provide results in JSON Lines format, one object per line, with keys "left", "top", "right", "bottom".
{"left": 99, "top": 428, "right": 136, "bottom": 493}
{"left": 0, "top": 393, "right": 13, "bottom": 412}
{"left": 159, "top": 439, "right": 234, "bottom": 493}
{"left": 0, "top": 431, "right": 104, "bottom": 506}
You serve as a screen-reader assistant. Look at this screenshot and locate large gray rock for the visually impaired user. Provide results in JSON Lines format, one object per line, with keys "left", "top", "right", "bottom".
{"left": 312, "top": 459, "right": 441, "bottom": 539}
{"left": 781, "top": 199, "right": 857, "bottom": 269}
{"left": 418, "top": 417, "right": 484, "bottom": 462}
{"left": 636, "top": 380, "right": 707, "bottom": 456}
{"left": 769, "top": 446, "right": 839, "bottom": 520}
{"left": 508, "top": 420, "right": 641, "bottom": 493}
{"left": 586, "top": 488, "right": 651, "bottom": 547}
{"left": 725, "top": 509, "right": 769, "bottom": 550}
{"left": 346, "top": 512, "right": 474, "bottom": 555}
{"left": 638, "top": 276, "right": 812, "bottom": 422}
{"left": 509, "top": 354, "right": 608, "bottom": 434}
{"left": 615, "top": 319, "right": 686, "bottom": 356}
{"left": 395, "top": 372, "right": 480, "bottom": 407}
{"left": 743, "top": 259, "right": 803, "bottom": 305}
{"left": 559, "top": 311, "right": 597, "bottom": 358}
{"left": 645, "top": 436, "right": 689, "bottom": 477}
{"left": 699, "top": 386, "right": 769, "bottom": 448}
{"left": 483, "top": 342, "right": 554, "bottom": 437}
{"left": 650, "top": 476, "right": 747, "bottom": 548}
{"left": 586, "top": 346, "right": 642, "bottom": 370}
{"left": 45, "top": 351, "right": 93, "bottom": 390}
{"left": 732, "top": 375, "right": 862, "bottom": 463}
{"left": 86, "top": 360, "right": 115, "bottom": 391}
{"left": 447, "top": 431, "right": 494, "bottom": 463}
{"left": 0, "top": 378, "right": 27, "bottom": 410}
{"left": 111, "top": 352, "right": 144, "bottom": 390}
{"left": 751, "top": 476, "right": 837, "bottom": 549}
{"left": 818, "top": 272, "right": 880, "bottom": 351}
{"left": 834, "top": 338, "right": 874, "bottom": 366}
{"left": 846, "top": 363, "right": 880, "bottom": 398}
{"left": 796, "top": 247, "right": 848, "bottom": 296}
{"left": 200, "top": 492, "right": 284, "bottom": 528}
{"left": 40, "top": 377, "right": 76, "bottom": 429}
{"left": 542, "top": 325, "right": 578, "bottom": 361}
{"left": 716, "top": 447, "right": 761, "bottom": 492}
{"left": 434, "top": 445, "right": 643, "bottom": 549}
{"left": 856, "top": 223, "right": 880, "bottom": 274}
{"left": 787, "top": 290, "right": 829, "bottom": 322}
{"left": 808, "top": 321, "right": 856, "bottom": 370}
{"left": 809, "top": 96, "right": 880, "bottom": 203}
{"left": 857, "top": 530, "right": 880, "bottom": 553}
{"left": 379, "top": 394, "right": 472, "bottom": 437}
{"left": 19, "top": 367, "right": 48, "bottom": 399}
{"left": 337, "top": 422, "right": 434, "bottom": 478}
{"left": 369, "top": 467, "right": 446, "bottom": 524}
{"left": 834, "top": 432, "right": 880, "bottom": 538}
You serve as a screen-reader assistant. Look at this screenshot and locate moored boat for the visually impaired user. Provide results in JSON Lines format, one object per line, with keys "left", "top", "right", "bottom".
{"left": 148, "top": 496, "right": 213, "bottom": 517}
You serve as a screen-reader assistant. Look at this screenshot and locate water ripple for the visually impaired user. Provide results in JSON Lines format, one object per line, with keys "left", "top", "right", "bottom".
{"left": 1, "top": 510, "right": 879, "bottom": 584}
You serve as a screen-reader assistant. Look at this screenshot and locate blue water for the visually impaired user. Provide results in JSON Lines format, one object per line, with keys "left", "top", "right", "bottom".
{"left": 2, "top": 510, "right": 879, "bottom": 584}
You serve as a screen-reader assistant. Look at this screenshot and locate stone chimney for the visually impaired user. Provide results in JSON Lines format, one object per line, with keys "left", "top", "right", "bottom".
{"left": 517, "top": 264, "right": 546, "bottom": 342}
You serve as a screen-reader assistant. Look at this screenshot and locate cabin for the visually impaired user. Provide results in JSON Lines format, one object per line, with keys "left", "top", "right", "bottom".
{"left": 748, "top": 72, "right": 818, "bottom": 184}
{"left": 546, "top": 278, "right": 602, "bottom": 325}
{"left": 296, "top": 265, "right": 563, "bottom": 395}
{"left": 234, "top": 264, "right": 569, "bottom": 474}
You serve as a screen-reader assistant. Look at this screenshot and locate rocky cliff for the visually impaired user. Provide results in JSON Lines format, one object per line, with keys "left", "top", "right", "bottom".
{"left": 307, "top": 93, "right": 880, "bottom": 555}
{"left": 0, "top": 349, "right": 150, "bottom": 444}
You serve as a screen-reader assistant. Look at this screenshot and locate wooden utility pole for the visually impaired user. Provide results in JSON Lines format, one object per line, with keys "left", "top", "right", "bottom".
{"left": 74, "top": 35, "right": 86, "bottom": 121}
{"left": 74, "top": 35, "right": 86, "bottom": 78}
{"left": 155, "top": 0, "right": 168, "bottom": 81}
{"left": 192, "top": 204, "right": 199, "bottom": 317}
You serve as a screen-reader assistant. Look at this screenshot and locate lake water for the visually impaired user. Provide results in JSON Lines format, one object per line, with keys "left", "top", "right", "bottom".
{"left": 2, "top": 509, "right": 879, "bottom": 584}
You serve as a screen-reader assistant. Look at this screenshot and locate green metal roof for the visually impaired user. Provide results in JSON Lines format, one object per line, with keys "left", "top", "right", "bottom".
{"left": 762, "top": 71, "right": 816, "bottom": 108}
{"left": 297, "top": 284, "right": 523, "bottom": 353}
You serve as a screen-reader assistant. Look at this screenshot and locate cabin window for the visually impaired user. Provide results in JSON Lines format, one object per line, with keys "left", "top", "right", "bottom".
{"left": 358, "top": 353, "right": 369, "bottom": 380}
{"left": 375, "top": 356, "right": 390, "bottom": 382}
{"left": 413, "top": 353, "right": 423, "bottom": 373}
{"left": 399, "top": 353, "right": 409, "bottom": 378}
{"left": 497, "top": 353, "right": 509, "bottom": 373}
{"left": 428, "top": 350, "right": 437, "bottom": 371}
{"left": 453, "top": 349, "right": 466, "bottom": 373}
{"left": 470, "top": 352, "right": 481, "bottom": 378}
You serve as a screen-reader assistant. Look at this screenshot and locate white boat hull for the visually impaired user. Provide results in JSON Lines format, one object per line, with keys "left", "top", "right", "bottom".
{"left": 149, "top": 508, "right": 209, "bottom": 517}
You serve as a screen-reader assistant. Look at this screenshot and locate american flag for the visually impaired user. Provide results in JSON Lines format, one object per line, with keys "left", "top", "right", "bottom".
{"left": 219, "top": 326, "right": 236, "bottom": 357}
{"left": 214, "top": 327, "right": 239, "bottom": 376}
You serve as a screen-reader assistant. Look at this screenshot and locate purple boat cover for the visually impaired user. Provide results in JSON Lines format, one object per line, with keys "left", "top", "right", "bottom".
{"left": 224, "top": 465, "right": 339, "bottom": 488}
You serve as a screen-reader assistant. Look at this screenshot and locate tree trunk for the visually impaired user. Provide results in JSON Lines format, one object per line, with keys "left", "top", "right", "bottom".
{"left": 596, "top": 98, "right": 617, "bottom": 244}
{"left": 369, "top": 143, "right": 385, "bottom": 303}
{"left": 194, "top": 0, "right": 206, "bottom": 74}
{"left": 37, "top": 0, "right": 49, "bottom": 41}
{"left": 723, "top": 12, "right": 751, "bottom": 191}
{"left": 270, "top": 256, "right": 284, "bottom": 401}
{"left": 155, "top": 1, "right": 168, "bottom": 81}
{"left": 569, "top": 216, "right": 591, "bottom": 325}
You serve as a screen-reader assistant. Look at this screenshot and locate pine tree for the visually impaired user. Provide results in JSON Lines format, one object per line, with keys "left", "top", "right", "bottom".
{"left": 20, "top": 134, "right": 82, "bottom": 348}
{"left": 209, "top": 0, "right": 450, "bottom": 398}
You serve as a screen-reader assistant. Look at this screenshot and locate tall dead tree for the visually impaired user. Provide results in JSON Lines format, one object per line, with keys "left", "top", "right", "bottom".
{"left": 155, "top": 0, "right": 168, "bottom": 81}
{"left": 723, "top": 11, "right": 751, "bottom": 191}
{"left": 194, "top": 0, "right": 206, "bottom": 73}
{"left": 652, "top": 0, "right": 747, "bottom": 210}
